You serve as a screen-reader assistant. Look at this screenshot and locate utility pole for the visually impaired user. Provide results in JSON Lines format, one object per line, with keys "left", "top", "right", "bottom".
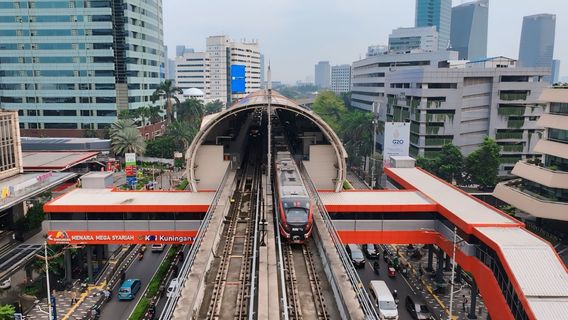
{"left": 262, "top": 63, "right": 272, "bottom": 246}
{"left": 370, "top": 102, "right": 378, "bottom": 189}
{"left": 44, "top": 241, "right": 54, "bottom": 320}
{"left": 448, "top": 225, "right": 457, "bottom": 320}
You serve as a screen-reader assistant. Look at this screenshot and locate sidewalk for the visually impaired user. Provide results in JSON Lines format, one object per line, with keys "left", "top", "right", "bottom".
{"left": 26, "top": 245, "right": 136, "bottom": 320}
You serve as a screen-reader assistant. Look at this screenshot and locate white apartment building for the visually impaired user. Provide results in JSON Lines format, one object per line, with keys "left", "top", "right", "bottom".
{"left": 175, "top": 51, "right": 211, "bottom": 98}
{"left": 384, "top": 57, "right": 549, "bottom": 174}
{"left": 206, "top": 36, "right": 261, "bottom": 103}
{"left": 331, "top": 65, "right": 352, "bottom": 94}
{"left": 388, "top": 26, "right": 439, "bottom": 53}
{"left": 0, "top": 110, "right": 23, "bottom": 181}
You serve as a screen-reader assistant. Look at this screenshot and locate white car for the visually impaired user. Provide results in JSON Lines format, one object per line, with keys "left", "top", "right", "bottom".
{"left": 151, "top": 244, "right": 165, "bottom": 252}
{"left": 0, "top": 278, "right": 11, "bottom": 289}
{"left": 166, "top": 278, "right": 179, "bottom": 298}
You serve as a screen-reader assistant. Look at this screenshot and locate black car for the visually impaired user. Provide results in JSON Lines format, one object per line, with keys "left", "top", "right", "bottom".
{"left": 362, "top": 244, "right": 379, "bottom": 259}
{"left": 405, "top": 295, "right": 433, "bottom": 320}
{"left": 345, "top": 244, "right": 366, "bottom": 268}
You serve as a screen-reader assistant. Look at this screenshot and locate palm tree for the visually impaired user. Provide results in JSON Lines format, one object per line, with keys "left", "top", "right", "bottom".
{"left": 178, "top": 98, "right": 204, "bottom": 124}
{"left": 136, "top": 106, "right": 150, "bottom": 126}
{"left": 167, "top": 120, "right": 196, "bottom": 153}
{"left": 148, "top": 105, "right": 163, "bottom": 124}
{"left": 151, "top": 80, "right": 183, "bottom": 123}
{"left": 110, "top": 119, "right": 136, "bottom": 139}
{"left": 111, "top": 126, "right": 146, "bottom": 156}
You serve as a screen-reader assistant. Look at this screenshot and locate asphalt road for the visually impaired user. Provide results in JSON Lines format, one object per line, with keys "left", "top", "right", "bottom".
{"left": 100, "top": 246, "right": 168, "bottom": 320}
{"left": 356, "top": 247, "right": 418, "bottom": 320}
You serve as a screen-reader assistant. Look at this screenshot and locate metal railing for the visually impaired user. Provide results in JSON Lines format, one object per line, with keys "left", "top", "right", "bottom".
{"left": 159, "top": 168, "right": 232, "bottom": 320}
{"left": 300, "top": 165, "right": 378, "bottom": 319}
{"left": 274, "top": 189, "right": 290, "bottom": 320}
{"left": 248, "top": 179, "right": 261, "bottom": 320}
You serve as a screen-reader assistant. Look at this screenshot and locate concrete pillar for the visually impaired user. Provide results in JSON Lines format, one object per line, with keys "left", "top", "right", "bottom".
{"left": 444, "top": 252, "right": 452, "bottom": 271}
{"left": 469, "top": 281, "right": 478, "bottom": 319}
{"left": 435, "top": 247, "right": 444, "bottom": 283}
{"left": 456, "top": 265, "right": 463, "bottom": 284}
{"left": 426, "top": 244, "right": 434, "bottom": 272}
{"left": 64, "top": 249, "right": 72, "bottom": 284}
{"left": 86, "top": 246, "right": 93, "bottom": 283}
{"left": 96, "top": 245, "right": 103, "bottom": 270}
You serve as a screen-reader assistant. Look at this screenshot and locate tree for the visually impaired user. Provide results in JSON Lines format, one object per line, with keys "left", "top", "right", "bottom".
{"left": 167, "top": 120, "right": 196, "bottom": 153}
{"left": 151, "top": 80, "right": 183, "bottom": 123}
{"left": 415, "top": 156, "right": 436, "bottom": 173}
{"left": 109, "top": 119, "right": 136, "bottom": 139}
{"left": 0, "top": 304, "right": 15, "bottom": 320}
{"left": 177, "top": 98, "right": 204, "bottom": 124}
{"left": 436, "top": 143, "right": 464, "bottom": 184}
{"left": 204, "top": 99, "right": 224, "bottom": 114}
{"left": 111, "top": 126, "right": 146, "bottom": 156}
{"left": 465, "top": 137, "right": 501, "bottom": 190}
{"left": 145, "top": 135, "right": 176, "bottom": 158}
{"left": 148, "top": 105, "right": 163, "bottom": 124}
{"left": 311, "top": 91, "right": 347, "bottom": 133}
{"left": 340, "top": 110, "right": 374, "bottom": 166}
{"left": 136, "top": 106, "right": 150, "bottom": 126}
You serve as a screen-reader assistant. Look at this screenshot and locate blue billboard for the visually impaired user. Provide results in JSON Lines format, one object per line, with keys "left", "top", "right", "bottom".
{"left": 231, "top": 65, "right": 246, "bottom": 94}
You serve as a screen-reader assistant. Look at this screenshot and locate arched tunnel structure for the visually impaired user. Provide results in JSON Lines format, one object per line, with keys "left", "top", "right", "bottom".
{"left": 186, "top": 90, "right": 348, "bottom": 192}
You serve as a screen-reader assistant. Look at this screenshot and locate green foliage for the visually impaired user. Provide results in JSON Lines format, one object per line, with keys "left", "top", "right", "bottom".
{"left": 204, "top": 99, "right": 224, "bottom": 114}
{"left": 311, "top": 91, "right": 347, "bottom": 133}
{"left": 129, "top": 297, "right": 149, "bottom": 320}
{"left": 436, "top": 144, "right": 464, "bottom": 184}
{"left": 178, "top": 98, "right": 204, "bottom": 124}
{"left": 0, "top": 304, "right": 15, "bottom": 320}
{"left": 465, "top": 137, "right": 501, "bottom": 189}
{"left": 145, "top": 136, "right": 176, "bottom": 158}
{"left": 415, "top": 156, "right": 436, "bottom": 173}
{"left": 276, "top": 84, "right": 318, "bottom": 100}
{"left": 340, "top": 110, "right": 374, "bottom": 166}
{"left": 111, "top": 126, "right": 146, "bottom": 157}
{"left": 152, "top": 80, "right": 183, "bottom": 123}
{"left": 167, "top": 120, "right": 197, "bottom": 153}
{"left": 177, "top": 179, "right": 189, "bottom": 190}
{"left": 15, "top": 202, "right": 45, "bottom": 235}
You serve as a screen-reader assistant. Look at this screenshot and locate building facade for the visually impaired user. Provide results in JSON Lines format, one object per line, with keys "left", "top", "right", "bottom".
{"left": 494, "top": 87, "right": 568, "bottom": 222}
{"left": 0, "top": 0, "right": 165, "bottom": 137}
{"left": 384, "top": 57, "right": 549, "bottom": 174}
{"left": 450, "top": 0, "right": 488, "bottom": 60}
{"left": 388, "top": 26, "right": 438, "bottom": 53}
{"left": 552, "top": 59, "right": 560, "bottom": 84}
{"left": 518, "top": 14, "right": 556, "bottom": 76}
{"left": 351, "top": 50, "right": 458, "bottom": 115}
{"left": 314, "top": 61, "right": 331, "bottom": 89}
{"left": 330, "top": 65, "right": 351, "bottom": 94}
{"left": 175, "top": 51, "right": 211, "bottom": 98}
{"left": 0, "top": 110, "right": 23, "bottom": 181}
{"left": 415, "top": 0, "right": 451, "bottom": 50}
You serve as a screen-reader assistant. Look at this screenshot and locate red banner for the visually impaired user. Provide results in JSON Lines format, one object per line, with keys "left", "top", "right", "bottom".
{"left": 47, "top": 230, "right": 197, "bottom": 245}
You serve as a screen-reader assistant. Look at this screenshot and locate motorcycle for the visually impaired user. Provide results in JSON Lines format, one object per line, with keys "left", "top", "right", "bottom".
{"left": 138, "top": 252, "right": 144, "bottom": 261}
{"left": 373, "top": 261, "right": 380, "bottom": 275}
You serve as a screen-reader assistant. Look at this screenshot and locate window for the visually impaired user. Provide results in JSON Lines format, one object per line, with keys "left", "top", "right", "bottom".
{"left": 96, "top": 110, "right": 116, "bottom": 116}
{"left": 550, "top": 102, "right": 568, "bottom": 115}
{"left": 44, "top": 123, "right": 78, "bottom": 129}
{"left": 44, "top": 110, "right": 77, "bottom": 116}
{"left": 548, "top": 128, "right": 568, "bottom": 144}
{"left": 95, "top": 83, "right": 115, "bottom": 90}
{"left": 95, "top": 97, "right": 115, "bottom": 103}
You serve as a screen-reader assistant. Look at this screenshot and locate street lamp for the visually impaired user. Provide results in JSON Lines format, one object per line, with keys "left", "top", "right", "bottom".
{"left": 370, "top": 102, "right": 379, "bottom": 189}
{"left": 448, "top": 225, "right": 466, "bottom": 320}
{"left": 44, "top": 241, "right": 54, "bottom": 320}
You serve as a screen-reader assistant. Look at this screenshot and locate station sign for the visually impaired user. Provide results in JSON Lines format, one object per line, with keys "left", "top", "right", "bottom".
{"left": 47, "top": 230, "right": 197, "bottom": 245}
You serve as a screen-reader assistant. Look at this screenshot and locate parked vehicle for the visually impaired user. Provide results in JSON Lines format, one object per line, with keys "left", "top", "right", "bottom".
{"left": 118, "top": 279, "right": 141, "bottom": 300}
{"left": 0, "top": 278, "right": 10, "bottom": 290}
{"left": 363, "top": 244, "right": 379, "bottom": 259}
{"left": 345, "top": 244, "right": 366, "bottom": 268}
{"left": 166, "top": 278, "right": 180, "bottom": 298}
{"left": 405, "top": 295, "right": 433, "bottom": 320}
{"left": 368, "top": 280, "right": 399, "bottom": 320}
{"left": 151, "top": 244, "right": 165, "bottom": 252}
{"left": 388, "top": 267, "right": 396, "bottom": 278}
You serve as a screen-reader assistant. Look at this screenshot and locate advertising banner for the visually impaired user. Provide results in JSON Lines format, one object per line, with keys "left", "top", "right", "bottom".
{"left": 47, "top": 230, "right": 197, "bottom": 245}
{"left": 383, "top": 122, "right": 410, "bottom": 167}
{"left": 231, "top": 65, "right": 246, "bottom": 94}
{"left": 125, "top": 153, "right": 136, "bottom": 167}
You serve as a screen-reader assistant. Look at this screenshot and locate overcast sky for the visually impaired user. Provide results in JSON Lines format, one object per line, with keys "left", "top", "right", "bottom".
{"left": 163, "top": 0, "right": 567, "bottom": 84}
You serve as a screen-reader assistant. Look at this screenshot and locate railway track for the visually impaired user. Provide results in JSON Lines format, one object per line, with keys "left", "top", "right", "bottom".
{"left": 282, "top": 240, "right": 330, "bottom": 320}
{"left": 204, "top": 152, "right": 261, "bottom": 320}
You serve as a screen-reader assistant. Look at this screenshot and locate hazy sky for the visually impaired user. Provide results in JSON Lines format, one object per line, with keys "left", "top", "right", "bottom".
{"left": 163, "top": 0, "right": 567, "bottom": 83}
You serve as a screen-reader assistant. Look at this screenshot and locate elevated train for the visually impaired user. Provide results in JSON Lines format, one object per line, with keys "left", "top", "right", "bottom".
{"left": 273, "top": 146, "right": 314, "bottom": 244}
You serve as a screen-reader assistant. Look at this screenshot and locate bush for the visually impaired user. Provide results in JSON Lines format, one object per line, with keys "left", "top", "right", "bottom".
{"left": 128, "top": 297, "right": 149, "bottom": 320}
{"left": 177, "top": 179, "right": 189, "bottom": 190}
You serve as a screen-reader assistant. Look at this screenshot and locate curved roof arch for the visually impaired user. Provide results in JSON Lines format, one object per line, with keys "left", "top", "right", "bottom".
{"left": 186, "top": 90, "right": 347, "bottom": 192}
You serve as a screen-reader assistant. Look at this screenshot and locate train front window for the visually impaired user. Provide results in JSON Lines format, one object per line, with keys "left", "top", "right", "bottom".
{"left": 286, "top": 208, "right": 308, "bottom": 224}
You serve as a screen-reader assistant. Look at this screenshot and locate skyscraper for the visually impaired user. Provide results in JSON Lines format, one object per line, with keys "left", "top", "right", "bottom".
{"left": 330, "top": 65, "right": 351, "bottom": 94}
{"left": 518, "top": 14, "right": 556, "bottom": 71}
{"left": 450, "top": 0, "right": 489, "bottom": 60}
{"left": 0, "top": 0, "right": 165, "bottom": 137}
{"left": 314, "top": 61, "right": 331, "bottom": 89}
{"left": 415, "top": 0, "right": 452, "bottom": 50}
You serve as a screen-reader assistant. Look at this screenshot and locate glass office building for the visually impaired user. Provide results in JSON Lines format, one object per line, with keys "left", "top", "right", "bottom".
{"left": 0, "top": 0, "right": 165, "bottom": 136}
{"left": 415, "top": 0, "right": 451, "bottom": 51}
{"left": 450, "top": 0, "right": 488, "bottom": 60}
{"left": 518, "top": 14, "right": 556, "bottom": 81}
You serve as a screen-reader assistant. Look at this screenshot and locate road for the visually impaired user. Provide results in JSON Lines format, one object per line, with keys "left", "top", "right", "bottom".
{"left": 100, "top": 246, "right": 168, "bottom": 320}
{"left": 356, "top": 249, "right": 417, "bottom": 320}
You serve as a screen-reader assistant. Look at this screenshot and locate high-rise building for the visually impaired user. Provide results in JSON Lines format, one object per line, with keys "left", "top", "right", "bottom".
{"left": 415, "top": 0, "right": 452, "bottom": 50}
{"left": 175, "top": 51, "right": 211, "bottom": 98}
{"left": 206, "top": 36, "right": 261, "bottom": 103}
{"left": 367, "top": 45, "right": 389, "bottom": 57}
{"left": 552, "top": 59, "right": 561, "bottom": 84}
{"left": 260, "top": 54, "right": 265, "bottom": 88}
{"left": 0, "top": 0, "right": 165, "bottom": 137}
{"left": 518, "top": 14, "right": 556, "bottom": 75}
{"left": 450, "top": 0, "right": 489, "bottom": 60}
{"left": 0, "top": 110, "right": 23, "bottom": 181}
{"left": 331, "top": 65, "right": 351, "bottom": 94}
{"left": 494, "top": 87, "right": 568, "bottom": 223}
{"left": 176, "top": 45, "right": 189, "bottom": 57}
{"left": 388, "top": 26, "right": 439, "bottom": 53}
{"left": 384, "top": 57, "right": 549, "bottom": 174}
{"left": 314, "top": 61, "right": 331, "bottom": 89}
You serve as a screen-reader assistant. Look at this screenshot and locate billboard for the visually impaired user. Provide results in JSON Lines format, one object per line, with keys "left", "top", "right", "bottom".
{"left": 383, "top": 122, "right": 410, "bottom": 167}
{"left": 47, "top": 230, "right": 197, "bottom": 245}
{"left": 231, "top": 64, "right": 246, "bottom": 94}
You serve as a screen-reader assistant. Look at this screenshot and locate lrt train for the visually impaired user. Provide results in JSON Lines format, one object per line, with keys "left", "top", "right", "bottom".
{"left": 274, "top": 150, "right": 313, "bottom": 244}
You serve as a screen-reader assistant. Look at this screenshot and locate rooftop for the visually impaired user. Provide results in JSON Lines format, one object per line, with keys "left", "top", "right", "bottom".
{"left": 44, "top": 188, "right": 214, "bottom": 213}
{"left": 319, "top": 190, "right": 436, "bottom": 212}
{"left": 21, "top": 137, "right": 110, "bottom": 152}
{"left": 22, "top": 151, "right": 99, "bottom": 172}
{"left": 0, "top": 172, "right": 76, "bottom": 211}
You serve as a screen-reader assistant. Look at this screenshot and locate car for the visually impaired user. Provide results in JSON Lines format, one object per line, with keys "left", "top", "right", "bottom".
{"left": 166, "top": 278, "right": 180, "bottom": 298}
{"left": 345, "top": 244, "right": 366, "bottom": 268}
{"left": 118, "top": 279, "right": 141, "bottom": 300}
{"left": 363, "top": 244, "right": 379, "bottom": 259}
{"left": 405, "top": 295, "right": 432, "bottom": 320}
{"left": 151, "top": 244, "right": 165, "bottom": 252}
{"left": 368, "top": 280, "right": 399, "bottom": 320}
{"left": 0, "top": 278, "right": 10, "bottom": 289}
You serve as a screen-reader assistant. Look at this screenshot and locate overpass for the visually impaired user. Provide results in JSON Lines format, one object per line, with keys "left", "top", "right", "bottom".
{"left": 43, "top": 90, "right": 568, "bottom": 320}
